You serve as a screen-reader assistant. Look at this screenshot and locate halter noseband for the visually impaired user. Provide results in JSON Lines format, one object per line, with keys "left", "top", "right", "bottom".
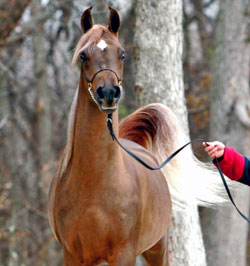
{"left": 84, "top": 68, "right": 123, "bottom": 106}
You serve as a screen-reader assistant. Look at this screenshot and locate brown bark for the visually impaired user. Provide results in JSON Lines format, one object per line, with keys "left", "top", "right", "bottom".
{"left": 134, "top": 0, "right": 207, "bottom": 265}
{"left": 201, "top": 0, "right": 250, "bottom": 265}
{"left": 190, "top": 0, "right": 210, "bottom": 60}
{"left": 0, "top": 0, "right": 30, "bottom": 43}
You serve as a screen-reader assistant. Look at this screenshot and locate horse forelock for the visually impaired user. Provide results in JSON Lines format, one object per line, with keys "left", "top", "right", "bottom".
{"left": 72, "top": 25, "right": 120, "bottom": 65}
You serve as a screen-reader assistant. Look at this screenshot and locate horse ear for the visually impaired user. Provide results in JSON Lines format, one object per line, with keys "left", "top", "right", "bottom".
{"left": 81, "top": 7, "right": 93, "bottom": 33}
{"left": 108, "top": 7, "right": 120, "bottom": 34}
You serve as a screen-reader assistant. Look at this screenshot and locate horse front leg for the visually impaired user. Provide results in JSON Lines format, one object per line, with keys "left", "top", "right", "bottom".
{"left": 108, "top": 245, "right": 137, "bottom": 266}
{"left": 63, "top": 246, "right": 82, "bottom": 266}
{"left": 142, "top": 233, "right": 169, "bottom": 266}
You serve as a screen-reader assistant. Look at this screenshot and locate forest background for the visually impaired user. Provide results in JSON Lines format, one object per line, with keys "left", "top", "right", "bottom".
{"left": 0, "top": 0, "right": 249, "bottom": 265}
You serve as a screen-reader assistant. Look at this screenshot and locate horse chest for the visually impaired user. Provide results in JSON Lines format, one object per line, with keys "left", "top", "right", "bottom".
{"left": 55, "top": 179, "right": 139, "bottom": 248}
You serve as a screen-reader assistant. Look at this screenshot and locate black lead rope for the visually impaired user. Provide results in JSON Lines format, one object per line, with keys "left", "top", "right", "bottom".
{"left": 107, "top": 114, "right": 202, "bottom": 170}
{"left": 107, "top": 113, "right": 250, "bottom": 223}
{"left": 214, "top": 158, "right": 250, "bottom": 222}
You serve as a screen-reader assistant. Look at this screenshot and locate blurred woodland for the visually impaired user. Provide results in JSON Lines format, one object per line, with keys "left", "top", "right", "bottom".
{"left": 0, "top": 0, "right": 249, "bottom": 265}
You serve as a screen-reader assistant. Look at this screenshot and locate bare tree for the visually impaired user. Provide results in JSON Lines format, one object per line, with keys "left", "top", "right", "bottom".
{"left": 201, "top": 0, "right": 250, "bottom": 265}
{"left": 134, "top": 0, "right": 207, "bottom": 265}
{"left": 0, "top": 0, "right": 75, "bottom": 264}
{"left": 0, "top": 1, "right": 134, "bottom": 265}
{"left": 0, "top": 0, "right": 31, "bottom": 46}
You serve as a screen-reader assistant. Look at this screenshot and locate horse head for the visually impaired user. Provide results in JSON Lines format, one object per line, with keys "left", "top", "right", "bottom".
{"left": 73, "top": 7, "right": 126, "bottom": 113}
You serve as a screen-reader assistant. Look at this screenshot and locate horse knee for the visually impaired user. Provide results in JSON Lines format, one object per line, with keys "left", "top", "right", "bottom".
{"left": 108, "top": 246, "right": 136, "bottom": 266}
{"left": 63, "top": 247, "right": 82, "bottom": 266}
{"left": 109, "top": 257, "right": 136, "bottom": 266}
{"left": 142, "top": 235, "right": 169, "bottom": 266}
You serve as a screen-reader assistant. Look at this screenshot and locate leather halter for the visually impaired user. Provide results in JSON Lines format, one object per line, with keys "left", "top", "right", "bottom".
{"left": 83, "top": 67, "right": 123, "bottom": 106}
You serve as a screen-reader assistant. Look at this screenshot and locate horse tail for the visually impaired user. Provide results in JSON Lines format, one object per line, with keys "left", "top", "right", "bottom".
{"left": 119, "top": 103, "right": 227, "bottom": 209}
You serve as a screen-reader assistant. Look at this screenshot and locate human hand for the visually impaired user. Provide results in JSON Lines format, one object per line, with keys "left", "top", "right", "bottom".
{"left": 202, "top": 141, "right": 225, "bottom": 159}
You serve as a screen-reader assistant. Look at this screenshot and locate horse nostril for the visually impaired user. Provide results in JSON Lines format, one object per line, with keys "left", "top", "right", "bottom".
{"left": 96, "top": 86, "right": 105, "bottom": 102}
{"left": 96, "top": 85, "right": 121, "bottom": 106}
{"left": 114, "top": 86, "right": 121, "bottom": 99}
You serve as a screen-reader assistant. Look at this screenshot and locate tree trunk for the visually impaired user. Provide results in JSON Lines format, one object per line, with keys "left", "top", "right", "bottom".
{"left": 30, "top": 0, "right": 53, "bottom": 263}
{"left": 134, "top": 0, "right": 188, "bottom": 133}
{"left": 0, "top": 61, "right": 11, "bottom": 265}
{"left": 134, "top": 0, "right": 206, "bottom": 265}
{"left": 33, "top": 0, "right": 52, "bottom": 177}
{"left": 0, "top": 0, "right": 30, "bottom": 46}
{"left": 202, "top": 0, "right": 250, "bottom": 265}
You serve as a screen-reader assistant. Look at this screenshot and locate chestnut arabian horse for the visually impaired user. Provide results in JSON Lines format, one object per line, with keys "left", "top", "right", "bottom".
{"left": 48, "top": 7, "right": 225, "bottom": 266}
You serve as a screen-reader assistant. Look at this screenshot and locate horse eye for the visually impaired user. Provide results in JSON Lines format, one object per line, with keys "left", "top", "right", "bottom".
{"left": 120, "top": 51, "right": 127, "bottom": 61}
{"left": 80, "top": 52, "right": 88, "bottom": 63}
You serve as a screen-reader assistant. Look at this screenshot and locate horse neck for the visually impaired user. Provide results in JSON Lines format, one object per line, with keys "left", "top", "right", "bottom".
{"left": 72, "top": 77, "right": 120, "bottom": 170}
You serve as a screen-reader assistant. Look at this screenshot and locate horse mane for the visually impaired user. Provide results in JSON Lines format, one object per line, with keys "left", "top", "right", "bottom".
{"left": 72, "top": 24, "right": 121, "bottom": 65}
{"left": 57, "top": 86, "right": 79, "bottom": 181}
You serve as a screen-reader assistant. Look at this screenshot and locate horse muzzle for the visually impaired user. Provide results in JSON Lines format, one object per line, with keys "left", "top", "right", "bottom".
{"left": 96, "top": 85, "right": 121, "bottom": 113}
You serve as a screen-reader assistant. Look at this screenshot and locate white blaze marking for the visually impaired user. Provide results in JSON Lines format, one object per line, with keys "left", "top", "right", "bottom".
{"left": 97, "top": 40, "right": 107, "bottom": 51}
